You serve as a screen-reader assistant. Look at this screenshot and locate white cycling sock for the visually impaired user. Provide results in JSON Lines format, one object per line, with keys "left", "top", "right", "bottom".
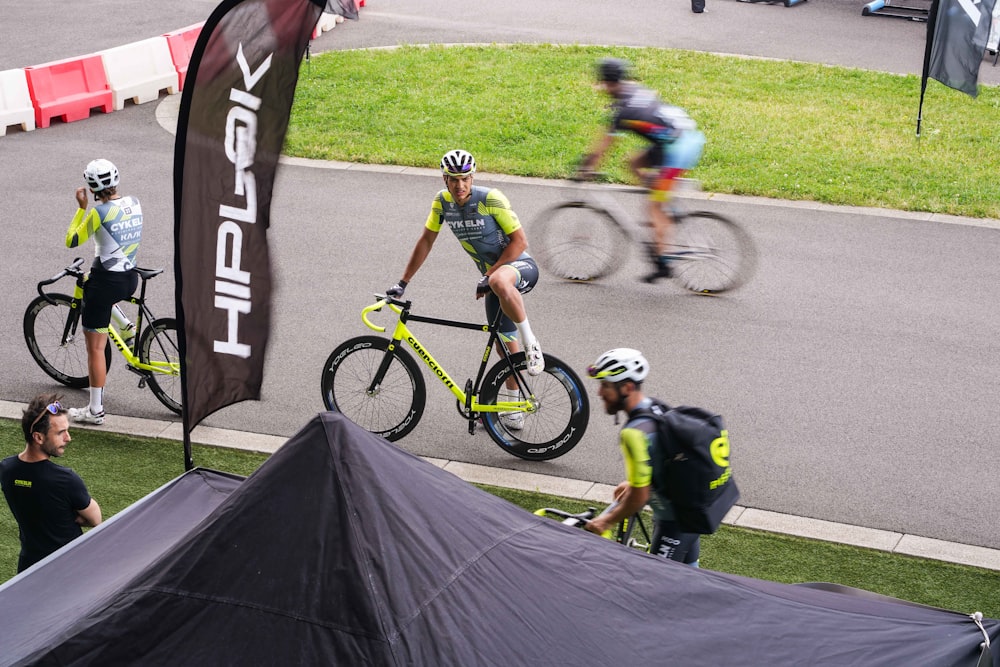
{"left": 514, "top": 320, "right": 537, "bottom": 347}
{"left": 89, "top": 387, "right": 104, "bottom": 415}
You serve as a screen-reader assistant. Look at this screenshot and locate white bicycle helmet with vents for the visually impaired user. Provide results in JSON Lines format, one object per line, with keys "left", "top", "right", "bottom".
{"left": 440, "top": 149, "right": 476, "bottom": 177}
{"left": 84, "top": 159, "right": 120, "bottom": 192}
{"left": 587, "top": 348, "right": 649, "bottom": 384}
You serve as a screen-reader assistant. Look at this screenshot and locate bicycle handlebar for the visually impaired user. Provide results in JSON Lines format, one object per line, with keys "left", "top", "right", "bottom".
{"left": 37, "top": 258, "right": 86, "bottom": 303}
{"left": 361, "top": 294, "right": 408, "bottom": 333}
{"left": 533, "top": 507, "right": 597, "bottom": 526}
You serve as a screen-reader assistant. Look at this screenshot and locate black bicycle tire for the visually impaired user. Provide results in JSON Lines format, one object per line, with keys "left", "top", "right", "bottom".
{"left": 23, "top": 293, "right": 111, "bottom": 389}
{"left": 531, "top": 201, "right": 630, "bottom": 281}
{"left": 671, "top": 211, "right": 758, "bottom": 294}
{"left": 478, "top": 352, "right": 589, "bottom": 461}
{"left": 139, "top": 318, "right": 182, "bottom": 415}
{"left": 320, "top": 335, "right": 426, "bottom": 441}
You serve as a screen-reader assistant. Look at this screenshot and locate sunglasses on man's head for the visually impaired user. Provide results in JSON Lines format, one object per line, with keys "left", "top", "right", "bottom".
{"left": 30, "top": 402, "right": 62, "bottom": 432}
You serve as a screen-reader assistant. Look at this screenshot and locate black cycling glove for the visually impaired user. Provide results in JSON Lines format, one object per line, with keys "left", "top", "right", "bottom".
{"left": 475, "top": 275, "right": 492, "bottom": 296}
{"left": 386, "top": 280, "right": 407, "bottom": 298}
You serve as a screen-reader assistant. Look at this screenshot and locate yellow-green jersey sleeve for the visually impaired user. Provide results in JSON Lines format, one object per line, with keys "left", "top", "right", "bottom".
{"left": 66, "top": 208, "right": 101, "bottom": 248}
{"left": 482, "top": 189, "right": 521, "bottom": 235}
{"left": 424, "top": 194, "right": 445, "bottom": 233}
{"left": 620, "top": 426, "right": 652, "bottom": 488}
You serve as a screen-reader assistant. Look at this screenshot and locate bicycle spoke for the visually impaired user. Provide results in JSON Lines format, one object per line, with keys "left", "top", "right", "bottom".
{"left": 24, "top": 294, "right": 109, "bottom": 388}
{"left": 671, "top": 212, "right": 757, "bottom": 294}
{"left": 480, "top": 353, "right": 589, "bottom": 461}
{"left": 321, "top": 336, "right": 425, "bottom": 441}
{"left": 140, "top": 319, "right": 182, "bottom": 415}
{"left": 533, "top": 202, "right": 628, "bottom": 281}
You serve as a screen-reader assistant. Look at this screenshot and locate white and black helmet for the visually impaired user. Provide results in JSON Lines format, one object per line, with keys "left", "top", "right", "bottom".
{"left": 440, "top": 149, "right": 476, "bottom": 177}
{"left": 84, "top": 159, "right": 120, "bottom": 193}
{"left": 587, "top": 348, "right": 649, "bottom": 384}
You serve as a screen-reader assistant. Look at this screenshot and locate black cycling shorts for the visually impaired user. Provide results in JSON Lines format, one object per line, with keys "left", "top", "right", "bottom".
{"left": 650, "top": 519, "right": 701, "bottom": 566}
{"left": 82, "top": 267, "right": 138, "bottom": 331}
{"left": 484, "top": 257, "right": 539, "bottom": 338}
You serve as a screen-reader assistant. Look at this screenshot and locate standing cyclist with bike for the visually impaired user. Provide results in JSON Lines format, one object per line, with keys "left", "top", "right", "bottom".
{"left": 64, "top": 159, "right": 144, "bottom": 425}
{"left": 584, "top": 348, "right": 701, "bottom": 566}
{"left": 578, "top": 58, "right": 706, "bottom": 282}
{"left": 386, "top": 150, "right": 544, "bottom": 430}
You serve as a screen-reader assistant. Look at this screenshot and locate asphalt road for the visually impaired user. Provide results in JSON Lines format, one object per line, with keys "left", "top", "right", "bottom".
{"left": 2, "top": 0, "right": 999, "bottom": 550}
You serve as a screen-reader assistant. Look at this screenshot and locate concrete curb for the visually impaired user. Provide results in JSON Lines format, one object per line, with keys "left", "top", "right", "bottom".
{"left": 3, "top": 399, "right": 998, "bottom": 572}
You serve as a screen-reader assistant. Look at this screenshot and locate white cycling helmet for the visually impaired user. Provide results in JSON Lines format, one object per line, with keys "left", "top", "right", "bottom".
{"left": 440, "top": 149, "right": 476, "bottom": 177}
{"left": 84, "top": 159, "right": 120, "bottom": 192}
{"left": 587, "top": 348, "right": 649, "bottom": 384}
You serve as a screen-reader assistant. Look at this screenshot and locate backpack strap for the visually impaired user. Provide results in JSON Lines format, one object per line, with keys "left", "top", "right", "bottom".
{"left": 626, "top": 398, "right": 671, "bottom": 422}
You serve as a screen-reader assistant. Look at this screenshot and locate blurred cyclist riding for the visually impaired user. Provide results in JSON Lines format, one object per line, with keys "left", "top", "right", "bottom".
{"left": 578, "top": 58, "right": 706, "bottom": 281}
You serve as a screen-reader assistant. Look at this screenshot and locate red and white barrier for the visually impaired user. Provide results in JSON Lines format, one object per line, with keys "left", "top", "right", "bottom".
{"left": 313, "top": 12, "right": 344, "bottom": 39}
{"left": 0, "top": 69, "right": 36, "bottom": 136}
{"left": 5, "top": 9, "right": 364, "bottom": 138}
{"left": 98, "top": 36, "right": 179, "bottom": 110}
{"left": 163, "top": 22, "right": 204, "bottom": 92}
{"left": 24, "top": 55, "right": 113, "bottom": 128}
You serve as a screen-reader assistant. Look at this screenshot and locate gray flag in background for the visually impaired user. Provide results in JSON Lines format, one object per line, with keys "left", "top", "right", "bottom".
{"left": 927, "top": 0, "right": 997, "bottom": 97}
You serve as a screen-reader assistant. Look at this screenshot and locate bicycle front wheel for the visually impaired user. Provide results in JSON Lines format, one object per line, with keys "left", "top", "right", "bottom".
{"left": 23, "top": 294, "right": 110, "bottom": 388}
{"left": 139, "top": 318, "right": 182, "bottom": 415}
{"left": 532, "top": 202, "right": 630, "bottom": 281}
{"left": 320, "top": 336, "right": 426, "bottom": 441}
{"left": 479, "top": 352, "right": 589, "bottom": 461}
{"left": 671, "top": 211, "right": 757, "bottom": 294}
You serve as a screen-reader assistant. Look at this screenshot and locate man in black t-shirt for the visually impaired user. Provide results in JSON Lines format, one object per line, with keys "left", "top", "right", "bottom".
{"left": 0, "top": 394, "right": 102, "bottom": 573}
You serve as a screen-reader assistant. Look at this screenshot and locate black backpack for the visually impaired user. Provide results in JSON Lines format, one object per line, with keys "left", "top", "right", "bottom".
{"left": 632, "top": 400, "right": 740, "bottom": 534}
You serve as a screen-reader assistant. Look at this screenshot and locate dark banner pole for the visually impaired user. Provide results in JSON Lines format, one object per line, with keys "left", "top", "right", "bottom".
{"left": 917, "top": 0, "right": 940, "bottom": 137}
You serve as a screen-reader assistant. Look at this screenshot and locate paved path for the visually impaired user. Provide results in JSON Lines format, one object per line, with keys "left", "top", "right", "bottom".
{"left": 3, "top": 2, "right": 1000, "bottom": 568}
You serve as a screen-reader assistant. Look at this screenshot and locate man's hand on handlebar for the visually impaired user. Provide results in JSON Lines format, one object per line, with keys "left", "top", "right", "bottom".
{"left": 386, "top": 280, "right": 407, "bottom": 298}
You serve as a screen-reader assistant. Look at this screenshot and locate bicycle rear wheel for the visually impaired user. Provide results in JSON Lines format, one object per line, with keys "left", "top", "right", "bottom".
{"left": 23, "top": 294, "right": 111, "bottom": 388}
{"left": 139, "top": 318, "right": 182, "bottom": 415}
{"left": 671, "top": 211, "right": 757, "bottom": 294}
{"left": 479, "top": 352, "right": 589, "bottom": 461}
{"left": 532, "top": 201, "right": 630, "bottom": 281}
{"left": 320, "top": 336, "right": 426, "bottom": 441}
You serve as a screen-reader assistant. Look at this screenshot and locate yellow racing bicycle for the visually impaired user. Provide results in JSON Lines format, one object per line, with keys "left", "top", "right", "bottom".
{"left": 320, "top": 295, "right": 589, "bottom": 461}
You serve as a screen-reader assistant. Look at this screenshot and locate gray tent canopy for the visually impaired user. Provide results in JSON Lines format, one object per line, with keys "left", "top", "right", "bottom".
{"left": 0, "top": 412, "right": 996, "bottom": 665}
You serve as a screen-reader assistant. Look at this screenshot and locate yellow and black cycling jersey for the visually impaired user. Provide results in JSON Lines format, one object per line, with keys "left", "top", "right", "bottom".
{"left": 425, "top": 185, "right": 531, "bottom": 275}
{"left": 621, "top": 397, "right": 675, "bottom": 521}
{"left": 66, "top": 196, "right": 143, "bottom": 272}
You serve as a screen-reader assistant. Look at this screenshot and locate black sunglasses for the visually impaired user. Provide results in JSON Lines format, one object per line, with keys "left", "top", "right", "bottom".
{"left": 30, "top": 402, "right": 62, "bottom": 432}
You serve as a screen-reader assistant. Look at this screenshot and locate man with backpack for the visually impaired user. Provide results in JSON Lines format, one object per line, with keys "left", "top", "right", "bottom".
{"left": 584, "top": 348, "right": 739, "bottom": 565}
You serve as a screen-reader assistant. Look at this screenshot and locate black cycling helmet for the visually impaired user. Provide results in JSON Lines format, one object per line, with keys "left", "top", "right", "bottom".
{"left": 597, "top": 57, "right": 630, "bottom": 83}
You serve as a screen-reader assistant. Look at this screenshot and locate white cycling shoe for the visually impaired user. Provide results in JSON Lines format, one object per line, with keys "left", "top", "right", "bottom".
{"left": 500, "top": 411, "right": 525, "bottom": 431}
{"left": 68, "top": 407, "right": 106, "bottom": 425}
{"left": 525, "top": 340, "right": 544, "bottom": 376}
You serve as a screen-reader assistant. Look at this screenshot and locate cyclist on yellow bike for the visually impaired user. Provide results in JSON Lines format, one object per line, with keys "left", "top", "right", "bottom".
{"left": 385, "top": 150, "right": 544, "bottom": 430}
{"left": 584, "top": 348, "right": 701, "bottom": 566}
{"left": 578, "top": 58, "right": 706, "bottom": 281}
{"left": 64, "top": 159, "right": 144, "bottom": 425}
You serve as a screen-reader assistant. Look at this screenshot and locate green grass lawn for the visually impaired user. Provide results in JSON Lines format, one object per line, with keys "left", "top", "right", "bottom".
{"left": 1, "top": 421, "right": 997, "bottom": 618}
{"left": 287, "top": 44, "right": 1000, "bottom": 219}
